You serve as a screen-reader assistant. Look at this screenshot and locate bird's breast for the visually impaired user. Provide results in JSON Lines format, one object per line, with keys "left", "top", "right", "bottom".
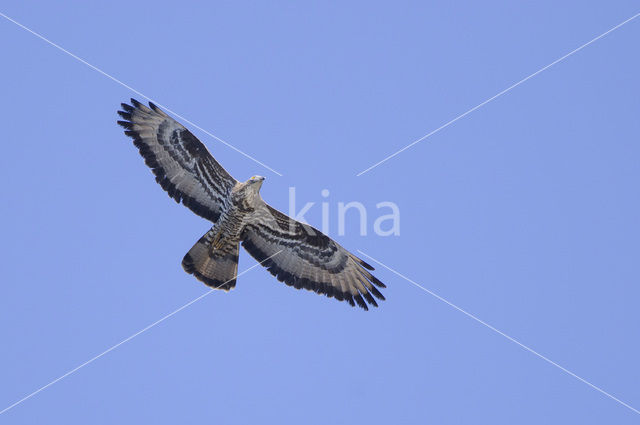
{"left": 214, "top": 205, "right": 250, "bottom": 240}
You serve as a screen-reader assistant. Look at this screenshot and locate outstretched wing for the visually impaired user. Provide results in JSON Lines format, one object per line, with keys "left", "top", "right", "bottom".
{"left": 241, "top": 203, "right": 386, "bottom": 310}
{"left": 117, "top": 99, "right": 237, "bottom": 222}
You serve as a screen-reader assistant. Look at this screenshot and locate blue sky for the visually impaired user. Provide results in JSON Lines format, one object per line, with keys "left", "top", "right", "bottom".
{"left": 1, "top": 1, "right": 639, "bottom": 423}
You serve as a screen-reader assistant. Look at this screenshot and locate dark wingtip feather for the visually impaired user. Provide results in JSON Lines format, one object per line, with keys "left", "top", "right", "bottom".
{"left": 130, "top": 98, "right": 142, "bottom": 107}
{"left": 361, "top": 290, "right": 378, "bottom": 307}
{"left": 353, "top": 294, "right": 368, "bottom": 310}
{"left": 117, "top": 120, "right": 132, "bottom": 129}
{"left": 352, "top": 254, "right": 375, "bottom": 270}
{"left": 149, "top": 101, "right": 159, "bottom": 111}
{"left": 360, "top": 260, "right": 375, "bottom": 270}
{"left": 368, "top": 285, "right": 386, "bottom": 301}
{"left": 369, "top": 274, "right": 386, "bottom": 288}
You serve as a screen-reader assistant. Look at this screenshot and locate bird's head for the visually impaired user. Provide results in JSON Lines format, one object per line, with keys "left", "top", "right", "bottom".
{"left": 246, "top": 175, "right": 265, "bottom": 191}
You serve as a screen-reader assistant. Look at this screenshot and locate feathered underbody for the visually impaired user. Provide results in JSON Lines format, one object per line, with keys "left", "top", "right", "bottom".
{"left": 117, "top": 99, "right": 386, "bottom": 310}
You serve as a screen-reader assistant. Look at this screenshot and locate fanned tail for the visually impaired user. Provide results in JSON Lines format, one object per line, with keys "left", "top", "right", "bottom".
{"left": 182, "top": 230, "right": 239, "bottom": 291}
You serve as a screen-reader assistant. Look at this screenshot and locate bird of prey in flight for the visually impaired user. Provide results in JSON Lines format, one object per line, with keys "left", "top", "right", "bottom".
{"left": 117, "top": 99, "right": 385, "bottom": 310}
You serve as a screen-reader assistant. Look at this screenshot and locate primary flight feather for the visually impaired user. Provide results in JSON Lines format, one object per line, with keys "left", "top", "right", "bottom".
{"left": 117, "top": 99, "right": 385, "bottom": 310}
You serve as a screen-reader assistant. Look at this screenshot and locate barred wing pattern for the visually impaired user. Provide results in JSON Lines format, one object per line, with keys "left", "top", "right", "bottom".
{"left": 241, "top": 204, "right": 386, "bottom": 310}
{"left": 117, "top": 99, "right": 237, "bottom": 222}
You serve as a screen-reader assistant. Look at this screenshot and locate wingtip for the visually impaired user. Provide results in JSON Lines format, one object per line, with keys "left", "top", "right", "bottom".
{"left": 344, "top": 294, "right": 356, "bottom": 307}
{"left": 353, "top": 294, "right": 369, "bottom": 310}
{"left": 368, "top": 285, "right": 385, "bottom": 301}
{"left": 351, "top": 253, "right": 375, "bottom": 270}
{"left": 361, "top": 291, "right": 378, "bottom": 307}
{"left": 360, "top": 260, "right": 375, "bottom": 270}
{"left": 117, "top": 120, "right": 132, "bottom": 129}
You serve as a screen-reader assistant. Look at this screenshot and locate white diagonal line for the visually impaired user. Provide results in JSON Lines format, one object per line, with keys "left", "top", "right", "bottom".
{"left": 357, "top": 250, "right": 640, "bottom": 416}
{"left": 0, "top": 250, "right": 282, "bottom": 416}
{"left": 0, "top": 11, "right": 283, "bottom": 177}
{"left": 356, "top": 12, "right": 640, "bottom": 176}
